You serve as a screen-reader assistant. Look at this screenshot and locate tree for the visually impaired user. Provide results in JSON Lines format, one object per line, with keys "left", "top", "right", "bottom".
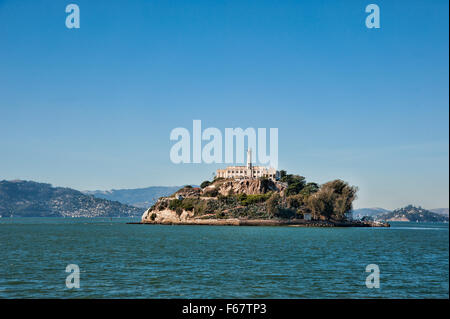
{"left": 266, "top": 193, "right": 280, "bottom": 217}
{"left": 307, "top": 187, "right": 335, "bottom": 219}
{"left": 286, "top": 194, "right": 304, "bottom": 209}
{"left": 325, "top": 180, "right": 358, "bottom": 219}
{"left": 306, "top": 180, "right": 357, "bottom": 220}
{"left": 299, "top": 182, "right": 319, "bottom": 197}
{"left": 282, "top": 175, "right": 306, "bottom": 196}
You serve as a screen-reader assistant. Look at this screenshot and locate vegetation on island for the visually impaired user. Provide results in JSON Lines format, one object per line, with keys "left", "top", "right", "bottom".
{"left": 147, "top": 170, "right": 358, "bottom": 222}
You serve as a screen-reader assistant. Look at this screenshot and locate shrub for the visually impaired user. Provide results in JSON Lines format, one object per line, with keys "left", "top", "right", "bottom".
{"left": 200, "top": 180, "right": 211, "bottom": 188}
{"left": 266, "top": 193, "right": 281, "bottom": 216}
{"left": 218, "top": 195, "right": 238, "bottom": 205}
{"left": 181, "top": 198, "right": 195, "bottom": 211}
{"left": 193, "top": 201, "right": 207, "bottom": 216}
{"left": 239, "top": 193, "right": 272, "bottom": 206}
{"left": 168, "top": 199, "right": 182, "bottom": 210}
{"left": 286, "top": 194, "right": 303, "bottom": 209}
{"left": 203, "top": 189, "right": 218, "bottom": 197}
{"left": 237, "top": 193, "right": 247, "bottom": 202}
{"left": 215, "top": 211, "right": 226, "bottom": 219}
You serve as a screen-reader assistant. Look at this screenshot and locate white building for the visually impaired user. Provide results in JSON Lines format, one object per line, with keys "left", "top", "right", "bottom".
{"left": 216, "top": 149, "right": 280, "bottom": 180}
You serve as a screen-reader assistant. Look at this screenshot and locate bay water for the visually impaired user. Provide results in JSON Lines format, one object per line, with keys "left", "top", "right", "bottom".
{"left": 0, "top": 218, "right": 448, "bottom": 298}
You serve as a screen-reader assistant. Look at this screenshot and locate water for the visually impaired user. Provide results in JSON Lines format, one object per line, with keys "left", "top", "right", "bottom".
{"left": 0, "top": 218, "right": 448, "bottom": 298}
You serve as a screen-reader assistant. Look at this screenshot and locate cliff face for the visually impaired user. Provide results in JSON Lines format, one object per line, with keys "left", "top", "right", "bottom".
{"left": 210, "top": 178, "right": 286, "bottom": 196}
{"left": 141, "top": 208, "right": 195, "bottom": 224}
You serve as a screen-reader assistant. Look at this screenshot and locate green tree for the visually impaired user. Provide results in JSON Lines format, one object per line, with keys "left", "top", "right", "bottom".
{"left": 266, "top": 193, "right": 281, "bottom": 217}
{"left": 281, "top": 175, "right": 306, "bottom": 196}
{"left": 299, "top": 182, "right": 319, "bottom": 196}
{"left": 307, "top": 187, "right": 335, "bottom": 219}
{"left": 306, "top": 180, "right": 357, "bottom": 220}
{"left": 237, "top": 193, "right": 247, "bottom": 203}
{"left": 286, "top": 194, "right": 303, "bottom": 209}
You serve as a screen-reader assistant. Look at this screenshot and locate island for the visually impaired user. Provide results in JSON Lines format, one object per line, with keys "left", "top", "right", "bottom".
{"left": 140, "top": 169, "right": 389, "bottom": 227}
{"left": 374, "top": 205, "right": 449, "bottom": 222}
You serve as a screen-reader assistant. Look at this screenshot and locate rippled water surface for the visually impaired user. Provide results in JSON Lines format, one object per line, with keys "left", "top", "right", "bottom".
{"left": 0, "top": 218, "right": 448, "bottom": 298}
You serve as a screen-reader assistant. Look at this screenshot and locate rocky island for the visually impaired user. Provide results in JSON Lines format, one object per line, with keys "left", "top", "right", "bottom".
{"left": 140, "top": 171, "right": 389, "bottom": 227}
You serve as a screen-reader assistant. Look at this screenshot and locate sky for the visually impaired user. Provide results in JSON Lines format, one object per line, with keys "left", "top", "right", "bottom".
{"left": 0, "top": 0, "right": 448, "bottom": 209}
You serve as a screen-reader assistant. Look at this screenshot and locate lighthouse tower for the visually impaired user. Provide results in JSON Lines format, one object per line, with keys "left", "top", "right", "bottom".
{"left": 246, "top": 148, "right": 252, "bottom": 169}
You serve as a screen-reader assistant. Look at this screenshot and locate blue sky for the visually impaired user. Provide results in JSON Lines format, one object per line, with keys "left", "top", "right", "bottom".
{"left": 0, "top": 0, "right": 448, "bottom": 209}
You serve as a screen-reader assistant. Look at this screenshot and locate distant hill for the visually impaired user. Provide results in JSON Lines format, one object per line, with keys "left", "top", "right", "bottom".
{"left": 429, "top": 208, "right": 449, "bottom": 217}
{"left": 352, "top": 207, "right": 391, "bottom": 219}
{"left": 0, "top": 180, "right": 142, "bottom": 217}
{"left": 84, "top": 186, "right": 184, "bottom": 208}
{"left": 376, "top": 205, "right": 449, "bottom": 222}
